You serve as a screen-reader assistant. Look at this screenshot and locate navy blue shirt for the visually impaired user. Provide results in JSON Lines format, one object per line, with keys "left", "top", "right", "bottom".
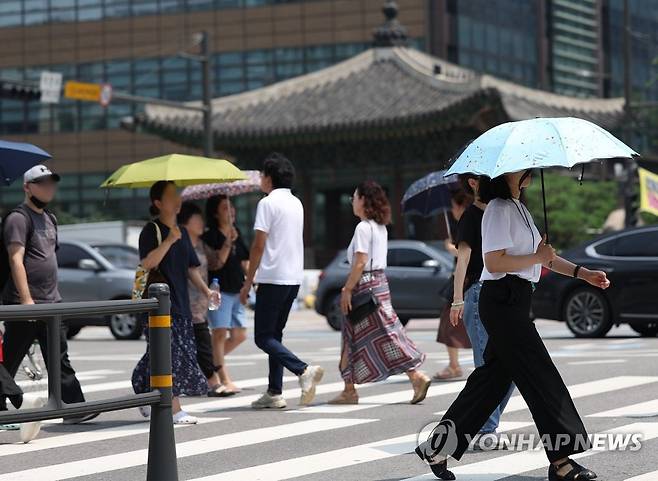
{"left": 139, "top": 220, "right": 200, "bottom": 319}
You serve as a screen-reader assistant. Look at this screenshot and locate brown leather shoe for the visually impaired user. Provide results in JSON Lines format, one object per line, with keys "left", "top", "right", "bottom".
{"left": 328, "top": 390, "right": 359, "bottom": 404}
{"left": 411, "top": 373, "right": 432, "bottom": 404}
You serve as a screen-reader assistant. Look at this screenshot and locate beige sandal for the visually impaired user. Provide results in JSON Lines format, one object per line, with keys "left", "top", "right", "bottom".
{"left": 328, "top": 390, "right": 359, "bottom": 405}
{"left": 432, "top": 366, "right": 464, "bottom": 381}
{"left": 411, "top": 373, "right": 432, "bottom": 404}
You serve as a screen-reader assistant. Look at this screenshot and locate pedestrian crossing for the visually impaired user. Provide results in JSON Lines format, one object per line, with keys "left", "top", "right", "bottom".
{"left": 1, "top": 368, "right": 658, "bottom": 480}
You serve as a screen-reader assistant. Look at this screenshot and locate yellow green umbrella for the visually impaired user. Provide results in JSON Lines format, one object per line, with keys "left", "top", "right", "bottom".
{"left": 100, "top": 154, "right": 246, "bottom": 188}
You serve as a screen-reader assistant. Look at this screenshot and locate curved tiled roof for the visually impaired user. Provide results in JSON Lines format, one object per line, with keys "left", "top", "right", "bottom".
{"left": 134, "top": 47, "right": 625, "bottom": 147}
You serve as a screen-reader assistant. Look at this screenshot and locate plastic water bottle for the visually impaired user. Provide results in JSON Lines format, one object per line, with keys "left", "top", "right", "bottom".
{"left": 208, "top": 278, "right": 221, "bottom": 311}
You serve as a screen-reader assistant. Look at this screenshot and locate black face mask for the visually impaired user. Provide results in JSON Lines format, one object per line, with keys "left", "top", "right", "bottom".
{"left": 29, "top": 195, "right": 49, "bottom": 209}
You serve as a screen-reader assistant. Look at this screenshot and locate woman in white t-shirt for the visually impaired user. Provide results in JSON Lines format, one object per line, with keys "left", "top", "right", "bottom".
{"left": 416, "top": 170, "right": 610, "bottom": 481}
{"left": 331, "top": 180, "right": 431, "bottom": 405}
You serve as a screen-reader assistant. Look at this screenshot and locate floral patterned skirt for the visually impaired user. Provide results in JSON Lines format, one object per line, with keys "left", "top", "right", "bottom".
{"left": 339, "top": 270, "right": 425, "bottom": 384}
{"left": 132, "top": 314, "right": 208, "bottom": 397}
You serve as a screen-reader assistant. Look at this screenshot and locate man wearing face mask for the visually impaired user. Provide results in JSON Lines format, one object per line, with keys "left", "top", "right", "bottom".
{"left": 1, "top": 165, "right": 96, "bottom": 425}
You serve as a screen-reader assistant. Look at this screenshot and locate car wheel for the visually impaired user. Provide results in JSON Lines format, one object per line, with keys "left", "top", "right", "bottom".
{"left": 325, "top": 292, "right": 344, "bottom": 331}
{"left": 66, "top": 326, "right": 82, "bottom": 339}
{"left": 109, "top": 312, "right": 143, "bottom": 340}
{"left": 629, "top": 321, "right": 658, "bottom": 337}
{"left": 563, "top": 288, "right": 612, "bottom": 338}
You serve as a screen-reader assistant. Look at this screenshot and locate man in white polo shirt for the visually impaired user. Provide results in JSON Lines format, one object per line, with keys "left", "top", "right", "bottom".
{"left": 240, "top": 153, "right": 324, "bottom": 409}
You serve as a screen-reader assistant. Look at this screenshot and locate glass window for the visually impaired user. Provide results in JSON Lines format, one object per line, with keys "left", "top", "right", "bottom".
{"left": 485, "top": 24, "right": 498, "bottom": 53}
{"left": 275, "top": 63, "right": 303, "bottom": 79}
{"left": 275, "top": 48, "right": 302, "bottom": 62}
{"left": 217, "top": 52, "right": 243, "bottom": 66}
{"left": 472, "top": 20, "right": 485, "bottom": 50}
{"left": 594, "top": 239, "right": 615, "bottom": 256}
{"left": 219, "top": 66, "right": 243, "bottom": 80}
{"left": 614, "top": 231, "right": 658, "bottom": 257}
{"left": 93, "top": 245, "right": 140, "bottom": 270}
{"left": 219, "top": 81, "right": 245, "bottom": 95}
{"left": 0, "top": 13, "right": 21, "bottom": 26}
{"left": 57, "top": 244, "right": 92, "bottom": 269}
{"left": 0, "top": 2, "right": 21, "bottom": 14}
{"left": 24, "top": 11, "right": 49, "bottom": 25}
{"left": 246, "top": 64, "right": 271, "bottom": 79}
{"left": 217, "top": 0, "right": 242, "bottom": 7}
{"left": 105, "top": 1, "right": 132, "bottom": 18}
{"left": 50, "top": 8, "right": 76, "bottom": 22}
{"left": 306, "top": 45, "right": 333, "bottom": 60}
{"left": 78, "top": 7, "right": 103, "bottom": 21}
{"left": 132, "top": 0, "right": 160, "bottom": 15}
{"left": 246, "top": 49, "right": 273, "bottom": 65}
{"left": 389, "top": 248, "right": 431, "bottom": 268}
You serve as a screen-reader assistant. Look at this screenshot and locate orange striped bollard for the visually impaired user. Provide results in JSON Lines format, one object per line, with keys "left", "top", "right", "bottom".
{"left": 146, "top": 283, "right": 179, "bottom": 481}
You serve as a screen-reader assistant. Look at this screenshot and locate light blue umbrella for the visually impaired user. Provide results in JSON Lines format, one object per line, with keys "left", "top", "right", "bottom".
{"left": 444, "top": 117, "right": 637, "bottom": 178}
{"left": 444, "top": 117, "right": 638, "bottom": 242}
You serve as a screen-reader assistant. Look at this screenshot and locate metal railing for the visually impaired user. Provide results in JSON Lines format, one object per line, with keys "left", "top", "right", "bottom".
{"left": 0, "top": 283, "right": 178, "bottom": 481}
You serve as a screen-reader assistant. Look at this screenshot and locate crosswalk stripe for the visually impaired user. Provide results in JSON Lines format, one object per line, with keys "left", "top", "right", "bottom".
{"left": 0, "top": 417, "right": 227, "bottom": 457}
{"left": 0, "top": 418, "right": 376, "bottom": 481}
{"left": 625, "top": 470, "right": 658, "bottom": 481}
{"left": 401, "top": 422, "right": 658, "bottom": 481}
{"left": 185, "top": 375, "right": 409, "bottom": 413}
{"left": 434, "top": 376, "right": 658, "bottom": 416}
{"left": 567, "top": 359, "right": 627, "bottom": 365}
{"left": 16, "top": 369, "right": 125, "bottom": 387}
{"left": 286, "top": 381, "right": 467, "bottom": 414}
{"left": 25, "top": 374, "right": 300, "bottom": 400}
{"left": 588, "top": 399, "right": 658, "bottom": 418}
{"left": 185, "top": 421, "right": 534, "bottom": 481}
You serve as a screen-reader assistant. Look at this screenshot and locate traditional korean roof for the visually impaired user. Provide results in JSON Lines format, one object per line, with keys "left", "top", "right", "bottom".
{"left": 130, "top": 4, "right": 625, "bottom": 149}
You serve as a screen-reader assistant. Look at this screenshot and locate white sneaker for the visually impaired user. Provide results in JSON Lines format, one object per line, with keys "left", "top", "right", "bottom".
{"left": 172, "top": 410, "right": 198, "bottom": 424}
{"left": 251, "top": 392, "right": 287, "bottom": 409}
{"left": 138, "top": 406, "right": 151, "bottom": 419}
{"left": 19, "top": 395, "right": 46, "bottom": 443}
{"left": 298, "top": 365, "right": 324, "bottom": 405}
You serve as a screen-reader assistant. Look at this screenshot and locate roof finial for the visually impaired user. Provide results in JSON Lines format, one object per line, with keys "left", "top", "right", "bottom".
{"left": 373, "top": 1, "right": 408, "bottom": 47}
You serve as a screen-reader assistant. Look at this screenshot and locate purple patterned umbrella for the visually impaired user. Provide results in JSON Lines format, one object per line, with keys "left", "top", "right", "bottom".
{"left": 181, "top": 170, "right": 261, "bottom": 200}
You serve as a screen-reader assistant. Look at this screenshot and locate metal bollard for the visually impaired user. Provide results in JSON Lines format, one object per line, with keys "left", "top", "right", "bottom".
{"left": 146, "top": 283, "right": 179, "bottom": 481}
{"left": 45, "top": 315, "right": 64, "bottom": 410}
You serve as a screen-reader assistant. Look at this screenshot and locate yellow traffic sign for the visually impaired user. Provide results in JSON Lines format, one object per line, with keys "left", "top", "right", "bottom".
{"left": 64, "top": 81, "right": 102, "bottom": 102}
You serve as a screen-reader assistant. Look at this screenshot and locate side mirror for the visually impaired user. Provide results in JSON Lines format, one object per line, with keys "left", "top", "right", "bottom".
{"left": 422, "top": 259, "right": 441, "bottom": 271}
{"left": 78, "top": 259, "right": 101, "bottom": 271}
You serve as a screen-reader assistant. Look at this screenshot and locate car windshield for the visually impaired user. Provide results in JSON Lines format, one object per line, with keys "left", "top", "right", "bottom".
{"left": 92, "top": 245, "right": 140, "bottom": 270}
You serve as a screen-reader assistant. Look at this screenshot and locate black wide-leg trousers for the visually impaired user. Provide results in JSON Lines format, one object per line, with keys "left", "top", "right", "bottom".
{"left": 435, "top": 275, "right": 590, "bottom": 463}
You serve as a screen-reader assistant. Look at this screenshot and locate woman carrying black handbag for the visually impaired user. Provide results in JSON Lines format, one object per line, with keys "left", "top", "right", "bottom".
{"left": 332, "top": 180, "right": 430, "bottom": 405}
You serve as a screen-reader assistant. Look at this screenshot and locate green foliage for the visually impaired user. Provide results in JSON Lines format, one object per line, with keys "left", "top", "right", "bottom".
{"left": 524, "top": 172, "right": 618, "bottom": 251}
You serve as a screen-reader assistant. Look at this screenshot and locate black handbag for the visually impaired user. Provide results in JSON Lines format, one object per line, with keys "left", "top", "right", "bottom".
{"left": 346, "top": 221, "right": 380, "bottom": 324}
{"left": 347, "top": 224, "right": 380, "bottom": 324}
{"left": 347, "top": 288, "right": 380, "bottom": 324}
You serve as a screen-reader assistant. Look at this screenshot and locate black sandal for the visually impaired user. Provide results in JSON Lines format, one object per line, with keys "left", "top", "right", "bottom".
{"left": 414, "top": 445, "right": 455, "bottom": 480}
{"left": 548, "top": 459, "right": 597, "bottom": 481}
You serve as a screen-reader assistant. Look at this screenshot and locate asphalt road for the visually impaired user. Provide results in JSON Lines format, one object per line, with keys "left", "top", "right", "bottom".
{"left": 0, "top": 310, "right": 657, "bottom": 481}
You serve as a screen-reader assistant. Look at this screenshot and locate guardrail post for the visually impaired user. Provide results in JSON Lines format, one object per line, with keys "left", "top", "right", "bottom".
{"left": 46, "top": 315, "right": 64, "bottom": 409}
{"left": 146, "top": 283, "right": 179, "bottom": 481}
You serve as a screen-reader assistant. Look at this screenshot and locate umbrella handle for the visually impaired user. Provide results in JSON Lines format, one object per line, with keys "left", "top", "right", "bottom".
{"left": 541, "top": 169, "right": 549, "bottom": 245}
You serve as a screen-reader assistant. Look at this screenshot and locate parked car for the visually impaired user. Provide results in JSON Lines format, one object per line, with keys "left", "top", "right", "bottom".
{"left": 57, "top": 240, "right": 142, "bottom": 340}
{"left": 532, "top": 225, "right": 658, "bottom": 338}
{"left": 315, "top": 240, "right": 454, "bottom": 330}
